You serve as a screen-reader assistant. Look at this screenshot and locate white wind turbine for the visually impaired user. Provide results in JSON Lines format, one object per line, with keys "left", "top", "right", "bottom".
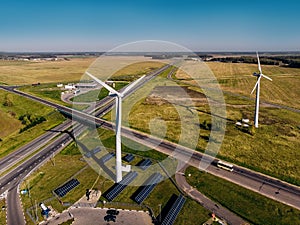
{"left": 86, "top": 72, "right": 145, "bottom": 183}
{"left": 251, "top": 52, "right": 272, "bottom": 128}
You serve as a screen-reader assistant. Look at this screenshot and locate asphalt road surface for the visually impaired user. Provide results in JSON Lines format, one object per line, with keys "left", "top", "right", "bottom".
{"left": 0, "top": 120, "right": 72, "bottom": 175}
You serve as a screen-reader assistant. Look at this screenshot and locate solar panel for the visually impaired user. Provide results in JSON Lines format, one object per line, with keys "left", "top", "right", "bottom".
{"left": 161, "top": 195, "right": 186, "bottom": 225}
{"left": 138, "top": 159, "right": 152, "bottom": 170}
{"left": 84, "top": 147, "right": 101, "bottom": 158}
{"left": 105, "top": 171, "right": 138, "bottom": 201}
{"left": 93, "top": 146, "right": 101, "bottom": 154}
{"left": 101, "top": 153, "right": 115, "bottom": 163}
{"left": 54, "top": 179, "right": 80, "bottom": 198}
{"left": 84, "top": 152, "right": 91, "bottom": 158}
{"left": 123, "top": 154, "right": 135, "bottom": 162}
{"left": 134, "top": 173, "right": 163, "bottom": 204}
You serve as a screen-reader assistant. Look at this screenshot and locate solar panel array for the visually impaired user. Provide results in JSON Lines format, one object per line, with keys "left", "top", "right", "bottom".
{"left": 123, "top": 153, "right": 135, "bottom": 162}
{"left": 101, "top": 152, "right": 115, "bottom": 163}
{"left": 134, "top": 172, "right": 163, "bottom": 204}
{"left": 138, "top": 159, "right": 152, "bottom": 170}
{"left": 84, "top": 152, "right": 92, "bottom": 158}
{"left": 54, "top": 179, "right": 80, "bottom": 198}
{"left": 161, "top": 195, "right": 186, "bottom": 225}
{"left": 105, "top": 171, "right": 138, "bottom": 201}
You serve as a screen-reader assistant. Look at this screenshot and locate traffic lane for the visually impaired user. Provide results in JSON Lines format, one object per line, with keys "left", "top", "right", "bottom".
{"left": 7, "top": 183, "right": 25, "bottom": 225}
{"left": 0, "top": 133, "right": 72, "bottom": 193}
{"left": 0, "top": 120, "right": 72, "bottom": 173}
{"left": 205, "top": 165, "right": 300, "bottom": 210}
{"left": 4, "top": 135, "right": 74, "bottom": 225}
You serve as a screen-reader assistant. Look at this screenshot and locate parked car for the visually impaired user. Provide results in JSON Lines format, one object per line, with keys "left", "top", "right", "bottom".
{"left": 104, "top": 214, "right": 116, "bottom": 222}
{"left": 107, "top": 209, "right": 119, "bottom": 215}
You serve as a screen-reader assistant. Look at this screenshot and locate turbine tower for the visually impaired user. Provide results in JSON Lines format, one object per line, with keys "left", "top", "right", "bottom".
{"left": 86, "top": 72, "right": 145, "bottom": 182}
{"left": 251, "top": 52, "right": 272, "bottom": 128}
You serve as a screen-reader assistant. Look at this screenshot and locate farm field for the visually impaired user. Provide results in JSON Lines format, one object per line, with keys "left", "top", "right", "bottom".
{"left": 13, "top": 58, "right": 165, "bottom": 107}
{"left": 0, "top": 58, "right": 95, "bottom": 85}
{"left": 0, "top": 57, "right": 165, "bottom": 85}
{"left": 207, "top": 62, "right": 300, "bottom": 109}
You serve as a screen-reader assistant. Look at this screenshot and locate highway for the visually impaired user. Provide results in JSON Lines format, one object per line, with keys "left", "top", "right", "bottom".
{"left": 1, "top": 64, "right": 300, "bottom": 224}
{"left": 0, "top": 65, "right": 170, "bottom": 225}
{"left": 0, "top": 120, "right": 72, "bottom": 175}
{"left": 4, "top": 132, "right": 73, "bottom": 225}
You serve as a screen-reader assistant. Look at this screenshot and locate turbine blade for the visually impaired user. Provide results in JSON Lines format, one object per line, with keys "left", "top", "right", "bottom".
{"left": 257, "top": 52, "right": 262, "bottom": 74}
{"left": 261, "top": 74, "right": 272, "bottom": 81}
{"left": 85, "top": 71, "right": 120, "bottom": 96}
{"left": 121, "top": 75, "right": 146, "bottom": 95}
{"left": 251, "top": 76, "right": 261, "bottom": 95}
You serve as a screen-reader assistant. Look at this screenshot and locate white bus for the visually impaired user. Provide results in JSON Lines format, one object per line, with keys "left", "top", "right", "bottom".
{"left": 217, "top": 160, "right": 233, "bottom": 172}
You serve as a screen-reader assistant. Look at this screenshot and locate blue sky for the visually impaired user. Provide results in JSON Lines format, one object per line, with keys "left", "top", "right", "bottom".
{"left": 0, "top": 0, "right": 299, "bottom": 52}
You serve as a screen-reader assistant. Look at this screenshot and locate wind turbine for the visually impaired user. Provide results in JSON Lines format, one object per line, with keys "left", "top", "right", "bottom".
{"left": 251, "top": 52, "right": 272, "bottom": 128}
{"left": 85, "top": 72, "right": 145, "bottom": 182}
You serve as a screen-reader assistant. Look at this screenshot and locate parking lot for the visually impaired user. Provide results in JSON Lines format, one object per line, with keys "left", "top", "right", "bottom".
{"left": 40, "top": 207, "right": 153, "bottom": 225}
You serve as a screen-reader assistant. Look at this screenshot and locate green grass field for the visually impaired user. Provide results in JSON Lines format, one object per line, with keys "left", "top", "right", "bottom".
{"left": 0, "top": 90, "right": 65, "bottom": 158}
{"left": 186, "top": 166, "right": 300, "bottom": 225}
{"left": 0, "top": 199, "right": 6, "bottom": 225}
{"left": 19, "top": 83, "right": 71, "bottom": 106}
{"left": 0, "top": 109, "right": 22, "bottom": 139}
{"left": 71, "top": 82, "right": 128, "bottom": 103}
{"left": 127, "top": 94, "right": 300, "bottom": 185}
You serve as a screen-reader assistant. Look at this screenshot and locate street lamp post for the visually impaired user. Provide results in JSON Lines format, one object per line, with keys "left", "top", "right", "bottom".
{"left": 158, "top": 204, "right": 162, "bottom": 223}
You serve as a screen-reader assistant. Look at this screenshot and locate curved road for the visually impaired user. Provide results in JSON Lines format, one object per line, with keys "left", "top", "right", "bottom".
{"left": 175, "top": 162, "right": 247, "bottom": 225}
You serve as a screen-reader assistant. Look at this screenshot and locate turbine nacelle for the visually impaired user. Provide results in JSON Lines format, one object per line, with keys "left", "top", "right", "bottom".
{"left": 253, "top": 72, "right": 260, "bottom": 77}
